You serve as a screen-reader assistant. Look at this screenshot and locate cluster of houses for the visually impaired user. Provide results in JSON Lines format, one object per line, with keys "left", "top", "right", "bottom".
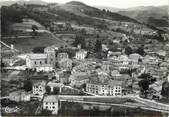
{"left": 7, "top": 41, "right": 168, "bottom": 114}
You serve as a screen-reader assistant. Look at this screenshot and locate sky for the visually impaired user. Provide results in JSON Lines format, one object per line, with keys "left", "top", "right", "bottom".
{"left": 1, "top": 0, "right": 168, "bottom": 8}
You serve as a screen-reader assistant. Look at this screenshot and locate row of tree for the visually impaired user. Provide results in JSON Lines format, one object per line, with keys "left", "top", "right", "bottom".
{"left": 124, "top": 45, "right": 145, "bottom": 56}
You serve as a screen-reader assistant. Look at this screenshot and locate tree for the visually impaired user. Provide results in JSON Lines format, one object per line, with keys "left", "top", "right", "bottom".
{"left": 23, "top": 80, "right": 32, "bottom": 92}
{"left": 138, "top": 80, "right": 149, "bottom": 94}
{"left": 95, "top": 40, "right": 102, "bottom": 52}
{"left": 32, "top": 25, "right": 38, "bottom": 33}
{"left": 161, "top": 82, "right": 169, "bottom": 99}
{"left": 53, "top": 87, "right": 60, "bottom": 95}
{"left": 87, "top": 40, "right": 94, "bottom": 52}
{"left": 136, "top": 45, "right": 145, "bottom": 56}
{"left": 138, "top": 73, "right": 156, "bottom": 84}
{"left": 125, "top": 46, "right": 133, "bottom": 56}
{"left": 73, "top": 35, "right": 86, "bottom": 49}
{"left": 138, "top": 73, "right": 151, "bottom": 80}
{"left": 32, "top": 47, "right": 45, "bottom": 53}
{"left": 45, "top": 86, "right": 51, "bottom": 94}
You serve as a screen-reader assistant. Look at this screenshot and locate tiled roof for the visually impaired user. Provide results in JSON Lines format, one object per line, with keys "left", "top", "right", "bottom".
{"left": 89, "top": 78, "right": 123, "bottom": 86}
{"left": 43, "top": 95, "right": 58, "bottom": 102}
{"left": 27, "top": 54, "right": 47, "bottom": 59}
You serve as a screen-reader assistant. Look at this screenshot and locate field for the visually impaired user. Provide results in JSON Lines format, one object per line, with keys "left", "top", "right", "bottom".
{"left": 10, "top": 19, "right": 45, "bottom": 31}
{"left": 2, "top": 18, "right": 67, "bottom": 52}
{"left": 2, "top": 32, "right": 66, "bottom": 52}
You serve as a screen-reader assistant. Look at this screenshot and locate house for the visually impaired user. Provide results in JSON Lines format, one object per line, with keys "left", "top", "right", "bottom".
{"left": 26, "top": 54, "right": 48, "bottom": 68}
{"left": 86, "top": 79, "right": 123, "bottom": 96}
{"left": 102, "top": 44, "right": 109, "bottom": 51}
{"left": 97, "top": 70, "right": 108, "bottom": 81}
{"left": 43, "top": 95, "right": 59, "bottom": 114}
{"left": 58, "top": 58, "right": 72, "bottom": 70}
{"left": 36, "top": 64, "right": 54, "bottom": 72}
{"left": 107, "top": 51, "right": 122, "bottom": 58}
{"left": 101, "top": 61, "right": 111, "bottom": 73}
{"left": 57, "top": 52, "right": 69, "bottom": 61}
{"left": 75, "top": 50, "right": 87, "bottom": 60}
{"left": 129, "top": 53, "right": 143, "bottom": 62}
{"left": 129, "top": 53, "right": 143, "bottom": 66}
{"left": 143, "top": 55, "right": 159, "bottom": 65}
{"left": 46, "top": 81, "right": 64, "bottom": 93}
{"left": 69, "top": 72, "right": 90, "bottom": 88}
{"left": 159, "top": 62, "right": 168, "bottom": 71}
{"left": 156, "top": 50, "right": 166, "bottom": 57}
{"left": 71, "top": 61, "right": 97, "bottom": 74}
{"left": 149, "top": 81, "right": 163, "bottom": 99}
{"left": 9, "top": 90, "right": 31, "bottom": 102}
{"left": 33, "top": 81, "right": 46, "bottom": 95}
{"left": 146, "top": 68, "right": 167, "bottom": 79}
{"left": 59, "top": 72, "right": 70, "bottom": 84}
{"left": 111, "top": 70, "right": 130, "bottom": 81}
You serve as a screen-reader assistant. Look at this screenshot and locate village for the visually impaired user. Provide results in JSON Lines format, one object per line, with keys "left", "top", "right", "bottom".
{"left": 1, "top": 33, "right": 169, "bottom": 115}
{"left": 1, "top": 2, "right": 169, "bottom": 116}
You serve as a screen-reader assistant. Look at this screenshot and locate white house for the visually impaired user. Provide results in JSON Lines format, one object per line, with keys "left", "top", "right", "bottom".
{"left": 129, "top": 53, "right": 143, "bottom": 62}
{"left": 43, "top": 95, "right": 59, "bottom": 114}
{"left": 33, "top": 81, "right": 46, "bottom": 95}
{"left": 143, "top": 55, "right": 159, "bottom": 65}
{"left": 86, "top": 79, "right": 123, "bottom": 96}
{"left": 26, "top": 54, "right": 48, "bottom": 68}
{"left": 75, "top": 50, "right": 87, "bottom": 60}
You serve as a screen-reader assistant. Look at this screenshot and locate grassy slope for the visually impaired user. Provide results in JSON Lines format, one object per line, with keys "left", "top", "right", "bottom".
{"left": 118, "top": 6, "right": 168, "bottom": 27}
{"left": 2, "top": 32, "right": 66, "bottom": 52}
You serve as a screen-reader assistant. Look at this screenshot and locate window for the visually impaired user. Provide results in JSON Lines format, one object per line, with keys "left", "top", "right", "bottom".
{"left": 45, "top": 60, "right": 47, "bottom": 64}
{"left": 46, "top": 102, "right": 48, "bottom": 105}
{"left": 53, "top": 106, "right": 55, "bottom": 109}
{"left": 46, "top": 106, "right": 48, "bottom": 109}
{"left": 34, "top": 61, "right": 36, "bottom": 64}
{"left": 40, "top": 61, "right": 42, "bottom": 64}
{"left": 96, "top": 90, "right": 98, "bottom": 94}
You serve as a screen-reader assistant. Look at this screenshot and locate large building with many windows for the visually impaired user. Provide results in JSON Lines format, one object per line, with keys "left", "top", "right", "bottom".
{"left": 86, "top": 79, "right": 123, "bottom": 96}
{"left": 32, "top": 81, "right": 46, "bottom": 95}
{"left": 43, "top": 95, "right": 59, "bottom": 114}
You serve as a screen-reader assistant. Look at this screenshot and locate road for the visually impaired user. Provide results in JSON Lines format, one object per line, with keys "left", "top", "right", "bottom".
{"left": 56, "top": 95, "right": 169, "bottom": 114}
{"left": 62, "top": 85, "right": 169, "bottom": 113}
{"left": 0, "top": 40, "right": 18, "bottom": 52}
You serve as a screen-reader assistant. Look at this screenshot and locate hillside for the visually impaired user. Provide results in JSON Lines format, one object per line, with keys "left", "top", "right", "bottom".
{"left": 2, "top": 1, "right": 164, "bottom": 52}
{"left": 48, "top": 1, "right": 139, "bottom": 25}
{"left": 117, "top": 5, "right": 168, "bottom": 28}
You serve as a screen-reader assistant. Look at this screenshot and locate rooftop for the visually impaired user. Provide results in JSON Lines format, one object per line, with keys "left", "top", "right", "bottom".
{"left": 47, "top": 81, "right": 64, "bottom": 87}
{"left": 89, "top": 78, "right": 123, "bottom": 86}
{"left": 27, "top": 54, "right": 47, "bottom": 59}
{"left": 33, "top": 81, "right": 46, "bottom": 86}
{"left": 43, "top": 95, "right": 58, "bottom": 102}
